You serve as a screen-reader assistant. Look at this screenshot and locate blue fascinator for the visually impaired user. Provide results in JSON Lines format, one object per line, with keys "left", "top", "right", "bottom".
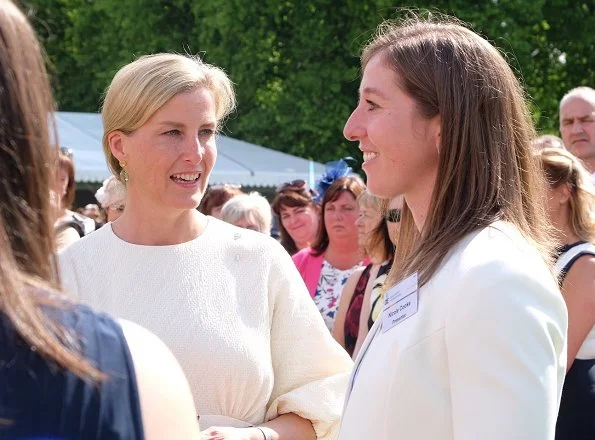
{"left": 314, "top": 158, "right": 355, "bottom": 204}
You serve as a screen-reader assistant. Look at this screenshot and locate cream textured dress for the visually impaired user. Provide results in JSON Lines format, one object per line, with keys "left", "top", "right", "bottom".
{"left": 59, "top": 217, "right": 353, "bottom": 439}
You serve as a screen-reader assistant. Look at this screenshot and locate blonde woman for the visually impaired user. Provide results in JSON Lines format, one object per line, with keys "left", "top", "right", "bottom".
{"left": 339, "top": 16, "right": 567, "bottom": 439}
{"left": 59, "top": 53, "right": 352, "bottom": 440}
{"left": 351, "top": 195, "right": 403, "bottom": 359}
{"left": 537, "top": 147, "right": 595, "bottom": 439}
{"left": 331, "top": 191, "right": 393, "bottom": 357}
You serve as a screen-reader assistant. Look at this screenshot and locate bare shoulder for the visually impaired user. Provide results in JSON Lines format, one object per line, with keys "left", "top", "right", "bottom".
{"left": 119, "top": 319, "right": 171, "bottom": 359}
{"left": 118, "top": 320, "right": 200, "bottom": 439}
{"left": 118, "top": 319, "right": 193, "bottom": 391}
{"left": 563, "top": 255, "right": 595, "bottom": 306}
{"left": 566, "top": 253, "right": 595, "bottom": 276}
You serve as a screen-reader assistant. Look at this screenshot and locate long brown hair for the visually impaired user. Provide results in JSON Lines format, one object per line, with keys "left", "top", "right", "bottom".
{"left": 312, "top": 175, "right": 366, "bottom": 256}
{"left": 0, "top": 0, "right": 101, "bottom": 381}
{"left": 361, "top": 15, "right": 554, "bottom": 288}
{"left": 537, "top": 147, "right": 595, "bottom": 242}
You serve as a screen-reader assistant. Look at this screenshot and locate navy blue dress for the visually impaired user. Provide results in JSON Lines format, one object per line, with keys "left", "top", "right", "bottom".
{"left": 555, "top": 242, "right": 595, "bottom": 440}
{"left": 0, "top": 303, "right": 144, "bottom": 440}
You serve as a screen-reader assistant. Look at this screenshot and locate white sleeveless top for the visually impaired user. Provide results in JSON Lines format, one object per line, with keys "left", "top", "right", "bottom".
{"left": 555, "top": 241, "right": 595, "bottom": 359}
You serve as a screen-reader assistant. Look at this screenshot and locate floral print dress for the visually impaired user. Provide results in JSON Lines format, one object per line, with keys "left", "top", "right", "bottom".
{"left": 314, "top": 259, "right": 361, "bottom": 331}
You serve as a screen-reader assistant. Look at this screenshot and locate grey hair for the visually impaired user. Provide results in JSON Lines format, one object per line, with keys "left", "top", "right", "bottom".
{"left": 220, "top": 192, "right": 272, "bottom": 233}
{"left": 95, "top": 176, "right": 127, "bottom": 208}
{"left": 560, "top": 86, "right": 595, "bottom": 108}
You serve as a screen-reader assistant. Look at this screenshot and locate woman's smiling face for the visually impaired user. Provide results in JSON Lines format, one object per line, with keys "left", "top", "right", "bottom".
{"left": 110, "top": 88, "right": 218, "bottom": 214}
{"left": 343, "top": 53, "right": 440, "bottom": 202}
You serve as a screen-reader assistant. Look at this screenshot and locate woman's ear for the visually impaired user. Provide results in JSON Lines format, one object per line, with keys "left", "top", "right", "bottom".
{"left": 434, "top": 117, "right": 441, "bottom": 154}
{"left": 108, "top": 131, "right": 127, "bottom": 162}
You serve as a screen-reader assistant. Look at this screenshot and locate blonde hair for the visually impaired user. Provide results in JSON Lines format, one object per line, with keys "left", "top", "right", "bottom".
{"left": 357, "top": 191, "right": 393, "bottom": 261}
{"left": 537, "top": 147, "right": 595, "bottom": 242}
{"left": 102, "top": 53, "right": 236, "bottom": 181}
{"left": 357, "top": 191, "right": 384, "bottom": 212}
{"left": 220, "top": 192, "right": 272, "bottom": 233}
{"left": 362, "top": 15, "right": 554, "bottom": 288}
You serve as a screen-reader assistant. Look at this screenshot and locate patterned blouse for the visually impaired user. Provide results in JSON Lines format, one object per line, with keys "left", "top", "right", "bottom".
{"left": 314, "top": 260, "right": 361, "bottom": 331}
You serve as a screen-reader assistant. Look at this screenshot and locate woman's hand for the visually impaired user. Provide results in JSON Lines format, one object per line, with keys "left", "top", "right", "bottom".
{"left": 201, "top": 427, "right": 263, "bottom": 440}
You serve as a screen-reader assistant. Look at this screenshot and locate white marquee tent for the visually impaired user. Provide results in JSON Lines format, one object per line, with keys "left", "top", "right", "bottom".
{"left": 56, "top": 112, "right": 325, "bottom": 188}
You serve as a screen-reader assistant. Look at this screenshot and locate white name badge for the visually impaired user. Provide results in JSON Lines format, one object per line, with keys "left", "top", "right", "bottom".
{"left": 382, "top": 272, "right": 419, "bottom": 333}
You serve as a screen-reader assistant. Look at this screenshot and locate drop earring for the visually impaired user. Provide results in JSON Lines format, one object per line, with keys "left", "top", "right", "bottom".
{"left": 119, "top": 160, "right": 129, "bottom": 183}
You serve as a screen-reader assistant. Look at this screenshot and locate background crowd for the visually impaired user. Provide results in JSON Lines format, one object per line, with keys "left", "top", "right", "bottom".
{"left": 22, "top": 0, "right": 595, "bottom": 169}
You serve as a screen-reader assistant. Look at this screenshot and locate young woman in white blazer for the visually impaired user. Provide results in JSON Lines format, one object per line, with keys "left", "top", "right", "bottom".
{"left": 339, "top": 15, "right": 568, "bottom": 440}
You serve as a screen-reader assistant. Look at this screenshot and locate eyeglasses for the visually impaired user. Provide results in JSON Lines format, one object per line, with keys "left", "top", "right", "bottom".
{"left": 386, "top": 208, "right": 401, "bottom": 223}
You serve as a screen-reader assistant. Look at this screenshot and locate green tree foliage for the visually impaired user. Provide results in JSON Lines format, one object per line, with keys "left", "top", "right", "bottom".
{"left": 21, "top": 0, "right": 595, "bottom": 164}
